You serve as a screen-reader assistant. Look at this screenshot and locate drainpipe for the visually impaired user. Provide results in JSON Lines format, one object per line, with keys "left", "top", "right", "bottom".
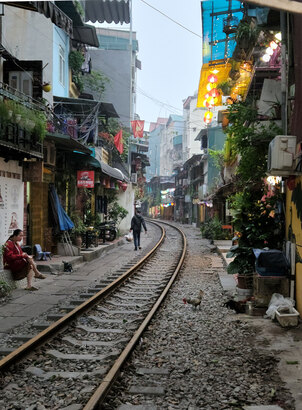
{"left": 280, "top": 11, "right": 288, "bottom": 135}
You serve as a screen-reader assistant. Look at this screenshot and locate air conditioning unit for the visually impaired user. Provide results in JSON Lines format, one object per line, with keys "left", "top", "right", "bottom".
{"left": 267, "top": 135, "right": 296, "bottom": 176}
{"left": 131, "top": 173, "right": 137, "bottom": 183}
{"left": 43, "top": 143, "right": 56, "bottom": 167}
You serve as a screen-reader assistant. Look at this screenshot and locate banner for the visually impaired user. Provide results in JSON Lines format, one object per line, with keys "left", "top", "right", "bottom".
{"left": 77, "top": 171, "right": 95, "bottom": 188}
{"left": 114, "top": 130, "right": 123, "bottom": 154}
{"left": 131, "top": 120, "right": 144, "bottom": 138}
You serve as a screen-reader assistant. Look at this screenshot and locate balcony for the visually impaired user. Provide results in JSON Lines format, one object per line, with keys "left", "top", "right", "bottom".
{"left": 0, "top": 82, "right": 45, "bottom": 159}
{"left": 0, "top": 122, "right": 42, "bottom": 158}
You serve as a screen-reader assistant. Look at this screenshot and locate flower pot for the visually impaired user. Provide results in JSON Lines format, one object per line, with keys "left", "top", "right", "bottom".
{"left": 237, "top": 274, "right": 253, "bottom": 289}
{"left": 74, "top": 236, "right": 83, "bottom": 248}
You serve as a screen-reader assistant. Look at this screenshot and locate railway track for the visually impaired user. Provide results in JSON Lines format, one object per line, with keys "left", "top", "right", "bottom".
{"left": 0, "top": 220, "right": 187, "bottom": 409}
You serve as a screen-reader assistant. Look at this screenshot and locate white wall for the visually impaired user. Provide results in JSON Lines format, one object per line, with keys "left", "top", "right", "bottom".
{"left": 0, "top": 158, "right": 24, "bottom": 246}
{"left": 3, "top": 6, "right": 54, "bottom": 104}
{"left": 117, "top": 183, "right": 135, "bottom": 233}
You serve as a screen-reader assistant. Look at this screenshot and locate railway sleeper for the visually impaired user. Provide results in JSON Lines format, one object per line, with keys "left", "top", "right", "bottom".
{"left": 25, "top": 366, "right": 107, "bottom": 380}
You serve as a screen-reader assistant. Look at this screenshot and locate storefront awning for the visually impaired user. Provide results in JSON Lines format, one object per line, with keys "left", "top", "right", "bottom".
{"left": 53, "top": 96, "right": 119, "bottom": 118}
{"left": 46, "top": 133, "right": 92, "bottom": 155}
{"left": 93, "top": 147, "right": 128, "bottom": 181}
{"left": 85, "top": 0, "right": 130, "bottom": 24}
{"left": 73, "top": 24, "right": 99, "bottom": 48}
{"left": 3, "top": 2, "right": 73, "bottom": 36}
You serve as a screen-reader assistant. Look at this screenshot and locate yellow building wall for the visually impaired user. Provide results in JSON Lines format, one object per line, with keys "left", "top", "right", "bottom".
{"left": 286, "top": 176, "right": 302, "bottom": 316}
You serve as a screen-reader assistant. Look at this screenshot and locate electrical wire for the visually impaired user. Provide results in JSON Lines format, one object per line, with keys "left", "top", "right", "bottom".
{"left": 139, "top": 0, "right": 202, "bottom": 39}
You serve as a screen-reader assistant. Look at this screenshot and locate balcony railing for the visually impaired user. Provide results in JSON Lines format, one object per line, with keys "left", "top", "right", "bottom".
{"left": 0, "top": 82, "right": 46, "bottom": 111}
{"left": 0, "top": 122, "right": 43, "bottom": 157}
{"left": 0, "top": 83, "right": 45, "bottom": 157}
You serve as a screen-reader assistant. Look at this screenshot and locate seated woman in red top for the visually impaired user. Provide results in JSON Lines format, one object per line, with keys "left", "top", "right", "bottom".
{"left": 3, "top": 229, "right": 46, "bottom": 291}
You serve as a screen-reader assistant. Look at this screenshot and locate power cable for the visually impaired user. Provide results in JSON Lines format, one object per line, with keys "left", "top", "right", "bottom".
{"left": 139, "top": 0, "right": 201, "bottom": 39}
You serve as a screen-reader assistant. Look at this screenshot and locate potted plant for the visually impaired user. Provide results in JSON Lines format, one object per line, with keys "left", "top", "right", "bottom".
{"left": 226, "top": 244, "right": 255, "bottom": 289}
{"left": 235, "top": 21, "right": 260, "bottom": 49}
{"left": 217, "top": 80, "right": 233, "bottom": 96}
{"left": 71, "top": 214, "right": 86, "bottom": 247}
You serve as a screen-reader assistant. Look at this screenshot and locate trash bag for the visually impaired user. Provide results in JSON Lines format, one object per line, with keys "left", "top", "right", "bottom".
{"left": 265, "top": 293, "right": 295, "bottom": 320}
{"left": 125, "top": 232, "right": 133, "bottom": 242}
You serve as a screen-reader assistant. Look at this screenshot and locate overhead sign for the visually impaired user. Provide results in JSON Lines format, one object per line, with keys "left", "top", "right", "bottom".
{"left": 77, "top": 171, "right": 95, "bottom": 188}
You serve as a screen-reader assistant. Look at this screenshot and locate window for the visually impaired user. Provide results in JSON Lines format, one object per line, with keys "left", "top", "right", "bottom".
{"left": 59, "top": 45, "right": 65, "bottom": 86}
{"left": 9, "top": 71, "right": 33, "bottom": 97}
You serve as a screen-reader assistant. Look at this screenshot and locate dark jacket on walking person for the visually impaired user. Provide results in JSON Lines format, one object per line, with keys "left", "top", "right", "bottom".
{"left": 130, "top": 210, "right": 147, "bottom": 250}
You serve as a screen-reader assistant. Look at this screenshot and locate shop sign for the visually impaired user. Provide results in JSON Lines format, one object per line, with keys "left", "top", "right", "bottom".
{"left": 77, "top": 171, "right": 95, "bottom": 188}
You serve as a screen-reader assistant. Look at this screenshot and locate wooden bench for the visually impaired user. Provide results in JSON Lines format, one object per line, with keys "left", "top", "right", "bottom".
{"left": 0, "top": 269, "right": 27, "bottom": 289}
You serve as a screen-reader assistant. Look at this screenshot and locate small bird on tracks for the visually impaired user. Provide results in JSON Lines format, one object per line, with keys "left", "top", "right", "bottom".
{"left": 183, "top": 290, "right": 204, "bottom": 310}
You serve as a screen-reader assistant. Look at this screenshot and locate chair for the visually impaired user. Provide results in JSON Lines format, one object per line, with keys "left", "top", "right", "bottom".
{"left": 34, "top": 244, "right": 52, "bottom": 261}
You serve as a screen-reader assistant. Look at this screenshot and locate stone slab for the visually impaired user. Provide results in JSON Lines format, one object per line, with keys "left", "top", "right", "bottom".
{"left": 118, "top": 406, "right": 157, "bottom": 410}
{"left": 77, "top": 325, "right": 124, "bottom": 333}
{"left": 244, "top": 406, "right": 283, "bottom": 410}
{"left": 219, "top": 274, "right": 236, "bottom": 292}
{"left": 12, "top": 334, "right": 35, "bottom": 342}
{"left": 32, "top": 322, "right": 51, "bottom": 330}
{"left": 0, "top": 303, "right": 28, "bottom": 316}
{"left": 128, "top": 386, "right": 165, "bottom": 395}
{"left": 46, "top": 349, "right": 108, "bottom": 361}
{"left": 0, "top": 346, "right": 15, "bottom": 355}
{"left": 136, "top": 367, "right": 170, "bottom": 375}
{"left": 0, "top": 317, "right": 29, "bottom": 332}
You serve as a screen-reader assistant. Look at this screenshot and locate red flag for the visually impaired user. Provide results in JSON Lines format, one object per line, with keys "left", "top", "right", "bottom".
{"left": 114, "top": 130, "right": 123, "bottom": 154}
{"left": 131, "top": 120, "right": 144, "bottom": 138}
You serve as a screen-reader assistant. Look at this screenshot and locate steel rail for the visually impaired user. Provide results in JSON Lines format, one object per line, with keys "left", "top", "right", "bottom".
{"left": 83, "top": 221, "right": 187, "bottom": 410}
{"left": 0, "top": 221, "right": 165, "bottom": 372}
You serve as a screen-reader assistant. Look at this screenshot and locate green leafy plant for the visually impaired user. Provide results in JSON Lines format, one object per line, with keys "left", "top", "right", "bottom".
{"left": 222, "top": 100, "right": 284, "bottom": 276}
{"left": 200, "top": 216, "right": 231, "bottom": 240}
{"left": 69, "top": 50, "right": 85, "bottom": 92}
{"left": 107, "top": 201, "right": 128, "bottom": 226}
{"left": 0, "top": 280, "right": 12, "bottom": 297}
{"left": 70, "top": 213, "right": 86, "bottom": 236}
{"left": 235, "top": 21, "right": 260, "bottom": 46}
{"left": 226, "top": 244, "right": 255, "bottom": 275}
{"left": 74, "top": 0, "right": 84, "bottom": 17}
{"left": 217, "top": 80, "right": 233, "bottom": 96}
{"left": 83, "top": 70, "right": 109, "bottom": 99}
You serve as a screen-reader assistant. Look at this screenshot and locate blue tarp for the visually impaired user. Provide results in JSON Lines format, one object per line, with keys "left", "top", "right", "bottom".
{"left": 49, "top": 185, "right": 74, "bottom": 231}
{"left": 202, "top": 0, "right": 243, "bottom": 63}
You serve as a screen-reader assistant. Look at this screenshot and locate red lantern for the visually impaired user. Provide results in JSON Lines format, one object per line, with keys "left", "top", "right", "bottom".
{"left": 207, "top": 74, "right": 218, "bottom": 83}
{"left": 209, "top": 88, "right": 220, "bottom": 98}
{"left": 205, "top": 100, "right": 214, "bottom": 108}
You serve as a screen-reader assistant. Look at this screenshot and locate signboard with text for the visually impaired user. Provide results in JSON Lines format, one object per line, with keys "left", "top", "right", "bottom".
{"left": 77, "top": 171, "right": 95, "bottom": 188}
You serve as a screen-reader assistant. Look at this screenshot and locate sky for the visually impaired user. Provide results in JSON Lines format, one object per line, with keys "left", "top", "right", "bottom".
{"left": 98, "top": 0, "right": 203, "bottom": 131}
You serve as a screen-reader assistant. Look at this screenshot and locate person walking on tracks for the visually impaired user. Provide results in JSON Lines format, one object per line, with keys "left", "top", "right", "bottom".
{"left": 3, "top": 229, "right": 46, "bottom": 290}
{"left": 130, "top": 209, "right": 147, "bottom": 251}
